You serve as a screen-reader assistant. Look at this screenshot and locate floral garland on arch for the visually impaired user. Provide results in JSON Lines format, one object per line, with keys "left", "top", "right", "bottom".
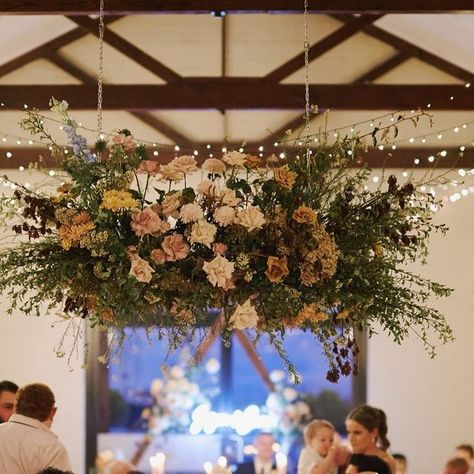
{"left": 0, "top": 99, "right": 454, "bottom": 381}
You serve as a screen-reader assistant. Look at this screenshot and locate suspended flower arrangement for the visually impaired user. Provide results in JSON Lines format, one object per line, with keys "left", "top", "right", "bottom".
{"left": 0, "top": 99, "right": 453, "bottom": 381}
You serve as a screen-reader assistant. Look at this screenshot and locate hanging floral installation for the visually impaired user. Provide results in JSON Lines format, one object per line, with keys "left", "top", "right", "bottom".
{"left": 0, "top": 98, "right": 454, "bottom": 381}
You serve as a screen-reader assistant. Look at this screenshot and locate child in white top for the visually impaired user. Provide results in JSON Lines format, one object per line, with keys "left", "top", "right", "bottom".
{"left": 297, "top": 419, "right": 348, "bottom": 474}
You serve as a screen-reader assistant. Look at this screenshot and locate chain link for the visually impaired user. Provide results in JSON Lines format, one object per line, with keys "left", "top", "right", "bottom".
{"left": 303, "top": 0, "right": 311, "bottom": 160}
{"left": 97, "top": 0, "right": 105, "bottom": 134}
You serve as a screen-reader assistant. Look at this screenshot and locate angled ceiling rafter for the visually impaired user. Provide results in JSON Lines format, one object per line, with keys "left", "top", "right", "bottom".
{"left": 333, "top": 14, "right": 474, "bottom": 83}
{"left": 0, "top": 17, "right": 122, "bottom": 78}
{"left": 46, "top": 53, "right": 193, "bottom": 145}
{"left": 353, "top": 51, "right": 411, "bottom": 84}
{"left": 67, "top": 15, "right": 182, "bottom": 83}
{"left": 263, "top": 15, "right": 383, "bottom": 83}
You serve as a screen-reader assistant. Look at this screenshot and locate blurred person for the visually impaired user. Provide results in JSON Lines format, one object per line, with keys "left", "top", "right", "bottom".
{"left": 0, "top": 379, "right": 18, "bottom": 423}
{"left": 443, "top": 457, "right": 470, "bottom": 474}
{"left": 297, "top": 419, "right": 349, "bottom": 474}
{"left": 0, "top": 383, "right": 71, "bottom": 473}
{"left": 392, "top": 453, "right": 407, "bottom": 474}
{"left": 454, "top": 445, "right": 474, "bottom": 469}
{"left": 345, "top": 405, "right": 396, "bottom": 474}
{"left": 235, "top": 432, "right": 277, "bottom": 474}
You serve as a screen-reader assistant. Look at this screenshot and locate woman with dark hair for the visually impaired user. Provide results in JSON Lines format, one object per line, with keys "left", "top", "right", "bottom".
{"left": 344, "top": 405, "right": 396, "bottom": 474}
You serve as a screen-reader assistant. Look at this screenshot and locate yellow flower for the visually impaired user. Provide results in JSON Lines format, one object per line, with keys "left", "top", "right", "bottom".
{"left": 100, "top": 190, "right": 139, "bottom": 212}
{"left": 273, "top": 165, "right": 296, "bottom": 189}
{"left": 292, "top": 205, "right": 317, "bottom": 224}
{"left": 265, "top": 256, "right": 289, "bottom": 283}
{"left": 298, "top": 303, "right": 328, "bottom": 324}
{"left": 58, "top": 212, "right": 95, "bottom": 250}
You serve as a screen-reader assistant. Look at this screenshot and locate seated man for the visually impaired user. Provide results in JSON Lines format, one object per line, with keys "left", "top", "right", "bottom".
{"left": 0, "top": 383, "right": 71, "bottom": 473}
{"left": 0, "top": 380, "right": 18, "bottom": 423}
{"left": 235, "top": 432, "right": 277, "bottom": 474}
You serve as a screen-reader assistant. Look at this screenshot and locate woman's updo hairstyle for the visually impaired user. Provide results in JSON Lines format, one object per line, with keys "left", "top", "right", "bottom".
{"left": 347, "top": 404, "right": 391, "bottom": 451}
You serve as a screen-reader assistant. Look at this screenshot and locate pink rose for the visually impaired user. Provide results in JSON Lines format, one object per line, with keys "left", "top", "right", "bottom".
{"left": 129, "top": 255, "right": 154, "bottom": 283}
{"left": 161, "top": 234, "right": 189, "bottom": 261}
{"left": 131, "top": 207, "right": 169, "bottom": 236}
{"left": 212, "top": 243, "right": 228, "bottom": 256}
{"left": 112, "top": 133, "right": 135, "bottom": 151}
{"left": 137, "top": 160, "right": 160, "bottom": 176}
{"left": 150, "top": 248, "right": 166, "bottom": 264}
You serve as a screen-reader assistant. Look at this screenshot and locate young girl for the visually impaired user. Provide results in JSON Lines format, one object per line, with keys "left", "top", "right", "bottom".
{"left": 297, "top": 419, "right": 348, "bottom": 474}
{"left": 345, "top": 404, "right": 397, "bottom": 474}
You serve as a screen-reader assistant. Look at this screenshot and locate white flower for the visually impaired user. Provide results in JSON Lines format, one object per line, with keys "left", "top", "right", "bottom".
{"left": 170, "top": 365, "right": 185, "bottom": 379}
{"left": 223, "top": 150, "right": 247, "bottom": 167}
{"left": 213, "top": 206, "right": 236, "bottom": 226}
{"left": 205, "top": 357, "right": 221, "bottom": 375}
{"left": 269, "top": 369, "right": 285, "bottom": 384}
{"left": 180, "top": 203, "right": 204, "bottom": 223}
{"left": 150, "top": 378, "right": 163, "bottom": 397}
{"left": 229, "top": 298, "right": 259, "bottom": 330}
{"left": 190, "top": 220, "right": 217, "bottom": 247}
{"left": 202, "top": 255, "right": 235, "bottom": 288}
{"left": 282, "top": 387, "right": 298, "bottom": 402}
{"left": 234, "top": 206, "right": 265, "bottom": 232}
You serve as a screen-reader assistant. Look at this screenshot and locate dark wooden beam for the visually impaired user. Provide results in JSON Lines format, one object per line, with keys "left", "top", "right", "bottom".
{"left": 2, "top": 146, "right": 472, "bottom": 169}
{"left": 46, "top": 53, "right": 193, "bottom": 145}
{"left": 353, "top": 51, "right": 411, "bottom": 83}
{"left": 2, "top": 1, "right": 474, "bottom": 15}
{"left": 0, "top": 17, "right": 122, "bottom": 78}
{"left": 1, "top": 83, "right": 473, "bottom": 110}
{"left": 334, "top": 15, "right": 474, "bottom": 83}
{"left": 67, "top": 16, "right": 182, "bottom": 83}
{"left": 264, "top": 15, "right": 382, "bottom": 83}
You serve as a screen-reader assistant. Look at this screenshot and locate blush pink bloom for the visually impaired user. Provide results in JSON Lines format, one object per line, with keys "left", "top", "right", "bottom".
{"left": 129, "top": 255, "right": 155, "bottom": 283}
{"left": 202, "top": 158, "right": 226, "bottom": 174}
{"left": 150, "top": 248, "right": 166, "bottom": 264}
{"left": 214, "top": 205, "right": 236, "bottom": 226}
{"left": 162, "top": 192, "right": 182, "bottom": 218}
{"left": 212, "top": 243, "right": 228, "bottom": 256}
{"left": 197, "top": 180, "right": 219, "bottom": 197}
{"left": 234, "top": 206, "right": 265, "bottom": 232}
{"left": 161, "top": 234, "right": 189, "bottom": 261}
{"left": 190, "top": 220, "right": 217, "bottom": 248}
{"left": 131, "top": 207, "right": 169, "bottom": 236}
{"left": 137, "top": 160, "right": 160, "bottom": 176}
{"left": 112, "top": 133, "right": 135, "bottom": 152}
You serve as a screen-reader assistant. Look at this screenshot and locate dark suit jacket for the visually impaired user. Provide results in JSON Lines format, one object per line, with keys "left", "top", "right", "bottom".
{"left": 235, "top": 461, "right": 277, "bottom": 474}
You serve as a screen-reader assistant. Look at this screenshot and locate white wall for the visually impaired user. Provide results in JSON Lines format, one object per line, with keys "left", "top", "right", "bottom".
{"left": 367, "top": 195, "right": 474, "bottom": 473}
{"left": 0, "top": 313, "right": 86, "bottom": 473}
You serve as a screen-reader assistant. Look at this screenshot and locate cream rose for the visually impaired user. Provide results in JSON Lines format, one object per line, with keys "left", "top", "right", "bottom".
{"left": 162, "top": 192, "right": 182, "bottom": 218}
{"left": 234, "top": 206, "right": 265, "bottom": 232}
{"left": 129, "top": 255, "right": 155, "bottom": 283}
{"left": 222, "top": 150, "right": 247, "bottom": 167}
{"left": 190, "top": 220, "right": 217, "bottom": 247}
{"left": 229, "top": 299, "right": 259, "bottom": 330}
{"left": 159, "top": 163, "right": 184, "bottom": 182}
{"left": 202, "top": 158, "right": 226, "bottom": 174}
{"left": 170, "top": 155, "right": 198, "bottom": 174}
{"left": 131, "top": 207, "right": 168, "bottom": 236}
{"left": 202, "top": 255, "right": 235, "bottom": 288}
{"left": 161, "top": 234, "right": 189, "bottom": 261}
